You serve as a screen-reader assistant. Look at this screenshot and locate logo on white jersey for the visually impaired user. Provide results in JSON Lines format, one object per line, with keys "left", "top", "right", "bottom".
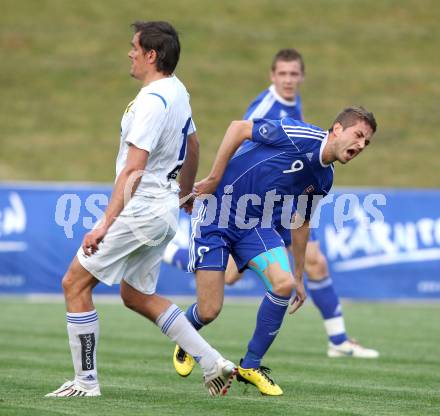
{"left": 124, "top": 100, "right": 135, "bottom": 114}
{"left": 283, "top": 160, "right": 304, "bottom": 174}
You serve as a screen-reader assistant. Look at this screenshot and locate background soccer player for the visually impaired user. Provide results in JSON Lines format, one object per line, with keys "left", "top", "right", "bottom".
{"left": 46, "top": 21, "right": 235, "bottom": 398}
{"left": 166, "top": 49, "right": 379, "bottom": 359}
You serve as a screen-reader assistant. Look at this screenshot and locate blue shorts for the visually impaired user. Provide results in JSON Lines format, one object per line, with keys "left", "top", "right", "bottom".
{"left": 188, "top": 224, "right": 285, "bottom": 273}
{"left": 276, "top": 226, "right": 318, "bottom": 247}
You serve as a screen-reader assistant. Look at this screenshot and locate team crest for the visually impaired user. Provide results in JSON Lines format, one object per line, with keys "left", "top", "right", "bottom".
{"left": 259, "top": 124, "right": 269, "bottom": 138}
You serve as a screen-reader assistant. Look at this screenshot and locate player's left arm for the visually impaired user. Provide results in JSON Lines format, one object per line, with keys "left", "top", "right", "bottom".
{"left": 194, "top": 120, "right": 253, "bottom": 195}
{"left": 289, "top": 213, "right": 309, "bottom": 314}
{"left": 82, "top": 144, "right": 148, "bottom": 256}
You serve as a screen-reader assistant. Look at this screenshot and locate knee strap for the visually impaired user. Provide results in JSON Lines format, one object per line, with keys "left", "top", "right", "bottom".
{"left": 270, "top": 247, "right": 291, "bottom": 273}
{"left": 248, "top": 247, "right": 291, "bottom": 291}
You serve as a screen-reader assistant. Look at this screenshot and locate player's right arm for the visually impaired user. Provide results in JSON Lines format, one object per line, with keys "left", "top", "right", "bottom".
{"left": 82, "top": 93, "right": 166, "bottom": 256}
{"left": 194, "top": 120, "right": 253, "bottom": 195}
{"left": 82, "top": 144, "right": 148, "bottom": 256}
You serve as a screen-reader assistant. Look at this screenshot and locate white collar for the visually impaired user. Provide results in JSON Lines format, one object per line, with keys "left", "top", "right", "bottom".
{"left": 269, "top": 85, "right": 297, "bottom": 107}
{"left": 142, "top": 74, "right": 174, "bottom": 90}
{"left": 319, "top": 131, "right": 332, "bottom": 168}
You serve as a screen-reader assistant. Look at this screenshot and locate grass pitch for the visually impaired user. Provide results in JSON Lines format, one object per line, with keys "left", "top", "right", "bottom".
{"left": 0, "top": 299, "right": 439, "bottom": 415}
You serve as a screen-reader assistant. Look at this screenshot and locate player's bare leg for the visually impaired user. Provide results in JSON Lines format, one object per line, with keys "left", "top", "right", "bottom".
{"left": 120, "top": 279, "right": 236, "bottom": 396}
{"left": 62, "top": 257, "right": 100, "bottom": 312}
{"left": 225, "top": 255, "right": 244, "bottom": 285}
{"left": 194, "top": 270, "right": 225, "bottom": 323}
{"left": 304, "top": 240, "right": 328, "bottom": 281}
{"left": 120, "top": 279, "right": 173, "bottom": 321}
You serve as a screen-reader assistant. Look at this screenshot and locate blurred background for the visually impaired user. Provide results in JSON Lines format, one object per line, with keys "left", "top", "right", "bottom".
{"left": 1, "top": 0, "right": 439, "bottom": 186}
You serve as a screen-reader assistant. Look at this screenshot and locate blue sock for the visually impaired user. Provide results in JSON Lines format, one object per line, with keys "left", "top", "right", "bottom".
{"left": 307, "top": 277, "right": 348, "bottom": 345}
{"left": 241, "top": 291, "right": 290, "bottom": 369}
{"left": 185, "top": 303, "right": 206, "bottom": 331}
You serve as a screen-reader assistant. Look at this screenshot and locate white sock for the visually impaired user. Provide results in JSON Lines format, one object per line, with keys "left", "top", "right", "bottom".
{"left": 66, "top": 310, "right": 99, "bottom": 388}
{"left": 324, "top": 316, "right": 347, "bottom": 344}
{"left": 156, "top": 304, "right": 221, "bottom": 373}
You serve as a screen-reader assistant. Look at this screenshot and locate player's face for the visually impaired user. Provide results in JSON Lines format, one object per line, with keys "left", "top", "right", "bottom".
{"left": 271, "top": 60, "right": 304, "bottom": 101}
{"left": 333, "top": 120, "right": 374, "bottom": 164}
{"left": 128, "top": 32, "right": 149, "bottom": 80}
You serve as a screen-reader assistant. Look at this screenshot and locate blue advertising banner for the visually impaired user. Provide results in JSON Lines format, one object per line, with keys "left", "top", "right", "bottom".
{"left": 314, "top": 189, "right": 440, "bottom": 299}
{"left": 0, "top": 182, "right": 439, "bottom": 299}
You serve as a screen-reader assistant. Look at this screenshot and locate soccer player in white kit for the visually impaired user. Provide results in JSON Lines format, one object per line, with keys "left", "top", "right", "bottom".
{"left": 46, "top": 21, "right": 236, "bottom": 398}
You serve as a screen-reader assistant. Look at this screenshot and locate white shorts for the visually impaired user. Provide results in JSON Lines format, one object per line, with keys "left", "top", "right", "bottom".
{"left": 77, "top": 194, "right": 179, "bottom": 294}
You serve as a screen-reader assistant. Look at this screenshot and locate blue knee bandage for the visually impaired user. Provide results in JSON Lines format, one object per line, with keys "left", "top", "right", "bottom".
{"left": 248, "top": 254, "right": 272, "bottom": 290}
{"left": 248, "top": 247, "right": 291, "bottom": 291}
{"left": 271, "top": 247, "right": 291, "bottom": 273}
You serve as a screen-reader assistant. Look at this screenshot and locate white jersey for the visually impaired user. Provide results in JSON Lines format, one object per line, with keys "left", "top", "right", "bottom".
{"left": 116, "top": 75, "right": 196, "bottom": 198}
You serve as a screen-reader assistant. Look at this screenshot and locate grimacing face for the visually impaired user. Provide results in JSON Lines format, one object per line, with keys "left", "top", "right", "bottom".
{"left": 333, "top": 120, "right": 374, "bottom": 164}
{"left": 270, "top": 59, "right": 304, "bottom": 101}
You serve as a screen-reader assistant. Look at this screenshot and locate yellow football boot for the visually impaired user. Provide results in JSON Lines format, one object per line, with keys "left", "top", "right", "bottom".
{"left": 237, "top": 365, "right": 283, "bottom": 396}
{"left": 173, "top": 345, "right": 195, "bottom": 377}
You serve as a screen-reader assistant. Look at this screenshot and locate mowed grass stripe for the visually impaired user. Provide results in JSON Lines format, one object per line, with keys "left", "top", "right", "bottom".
{"left": 1, "top": 300, "right": 440, "bottom": 415}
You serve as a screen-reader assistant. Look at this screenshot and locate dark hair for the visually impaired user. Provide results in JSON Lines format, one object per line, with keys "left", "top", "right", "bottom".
{"left": 331, "top": 106, "right": 377, "bottom": 133}
{"left": 131, "top": 21, "right": 180, "bottom": 75}
{"left": 271, "top": 48, "right": 305, "bottom": 73}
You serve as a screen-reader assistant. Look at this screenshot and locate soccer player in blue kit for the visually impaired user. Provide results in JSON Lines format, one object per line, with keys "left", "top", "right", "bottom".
{"left": 225, "top": 49, "right": 380, "bottom": 360}
{"left": 168, "top": 49, "right": 379, "bottom": 378}
{"left": 185, "top": 106, "right": 377, "bottom": 395}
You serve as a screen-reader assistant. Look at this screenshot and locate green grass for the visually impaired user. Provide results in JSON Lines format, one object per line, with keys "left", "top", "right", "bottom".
{"left": 1, "top": 0, "right": 440, "bottom": 186}
{"left": 0, "top": 299, "right": 439, "bottom": 415}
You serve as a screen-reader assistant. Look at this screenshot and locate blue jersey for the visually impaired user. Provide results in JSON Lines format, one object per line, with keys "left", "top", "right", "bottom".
{"left": 244, "top": 85, "right": 303, "bottom": 121}
{"left": 189, "top": 118, "right": 333, "bottom": 272}
{"left": 243, "top": 86, "right": 317, "bottom": 245}
{"left": 210, "top": 118, "right": 333, "bottom": 229}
